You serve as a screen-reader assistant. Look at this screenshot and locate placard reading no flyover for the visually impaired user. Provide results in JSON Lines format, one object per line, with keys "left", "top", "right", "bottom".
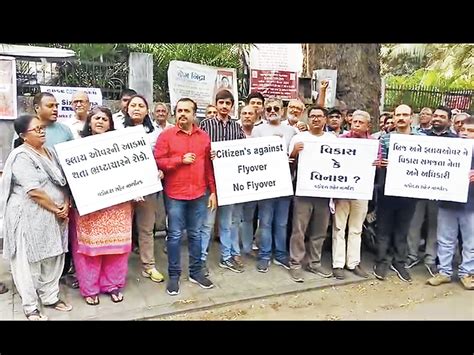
{"left": 211, "top": 136, "right": 294, "bottom": 206}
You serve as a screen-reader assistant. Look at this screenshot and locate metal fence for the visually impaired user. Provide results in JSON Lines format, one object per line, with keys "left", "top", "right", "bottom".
{"left": 15, "top": 58, "right": 128, "bottom": 100}
{"left": 384, "top": 85, "right": 473, "bottom": 113}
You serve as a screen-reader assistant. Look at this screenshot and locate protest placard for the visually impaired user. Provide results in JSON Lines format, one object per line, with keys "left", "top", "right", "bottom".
{"left": 39, "top": 85, "right": 103, "bottom": 122}
{"left": 385, "top": 134, "right": 473, "bottom": 202}
{"left": 55, "top": 125, "right": 162, "bottom": 215}
{"left": 211, "top": 136, "right": 294, "bottom": 206}
{"left": 296, "top": 138, "right": 379, "bottom": 200}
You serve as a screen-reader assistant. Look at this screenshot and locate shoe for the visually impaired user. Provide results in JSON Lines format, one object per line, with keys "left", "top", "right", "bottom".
{"left": 202, "top": 261, "right": 209, "bottom": 277}
{"left": 219, "top": 258, "right": 244, "bottom": 273}
{"left": 25, "top": 309, "right": 48, "bottom": 321}
{"left": 189, "top": 274, "right": 215, "bottom": 289}
{"left": 424, "top": 263, "right": 438, "bottom": 278}
{"left": 84, "top": 295, "right": 100, "bottom": 306}
{"left": 44, "top": 299, "right": 73, "bottom": 312}
{"left": 252, "top": 241, "right": 259, "bottom": 251}
{"left": 390, "top": 263, "right": 412, "bottom": 282}
{"left": 273, "top": 258, "right": 290, "bottom": 270}
{"left": 350, "top": 265, "right": 369, "bottom": 278}
{"left": 142, "top": 268, "right": 165, "bottom": 283}
{"left": 333, "top": 268, "right": 345, "bottom": 280}
{"left": 257, "top": 259, "right": 270, "bottom": 273}
{"left": 166, "top": 278, "right": 180, "bottom": 296}
{"left": 426, "top": 273, "right": 451, "bottom": 286}
{"left": 405, "top": 257, "right": 421, "bottom": 269}
{"left": 289, "top": 267, "right": 304, "bottom": 282}
{"left": 459, "top": 275, "right": 474, "bottom": 290}
{"left": 132, "top": 245, "right": 139, "bottom": 255}
{"left": 307, "top": 265, "right": 333, "bottom": 278}
{"left": 154, "top": 230, "right": 167, "bottom": 238}
{"left": 233, "top": 255, "right": 245, "bottom": 269}
{"left": 373, "top": 263, "right": 388, "bottom": 280}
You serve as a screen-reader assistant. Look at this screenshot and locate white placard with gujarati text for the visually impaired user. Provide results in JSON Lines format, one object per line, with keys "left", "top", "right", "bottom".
{"left": 40, "top": 85, "right": 103, "bottom": 123}
{"left": 385, "top": 134, "right": 472, "bottom": 202}
{"left": 212, "top": 136, "right": 294, "bottom": 206}
{"left": 55, "top": 125, "right": 162, "bottom": 216}
{"left": 296, "top": 138, "right": 379, "bottom": 200}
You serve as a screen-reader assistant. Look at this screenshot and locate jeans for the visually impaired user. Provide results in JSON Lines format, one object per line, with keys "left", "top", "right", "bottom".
{"left": 437, "top": 207, "right": 474, "bottom": 278}
{"left": 407, "top": 200, "right": 438, "bottom": 264}
{"left": 258, "top": 196, "right": 291, "bottom": 261}
{"left": 376, "top": 196, "right": 417, "bottom": 266}
{"left": 164, "top": 194, "right": 207, "bottom": 279}
{"left": 217, "top": 204, "right": 240, "bottom": 261}
{"left": 200, "top": 202, "right": 217, "bottom": 262}
{"left": 239, "top": 201, "right": 257, "bottom": 254}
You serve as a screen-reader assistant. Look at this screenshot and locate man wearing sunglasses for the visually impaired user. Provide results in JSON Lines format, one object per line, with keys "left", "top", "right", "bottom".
{"left": 252, "top": 98, "right": 297, "bottom": 272}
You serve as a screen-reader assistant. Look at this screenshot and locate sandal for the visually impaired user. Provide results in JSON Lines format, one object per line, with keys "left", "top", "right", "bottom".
{"left": 109, "top": 289, "right": 124, "bottom": 303}
{"left": 44, "top": 299, "right": 73, "bottom": 312}
{"left": 84, "top": 295, "right": 100, "bottom": 306}
{"left": 0, "top": 282, "right": 8, "bottom": 295}
{"left": 25, "top": 309, "right": 48, "bottom": 321}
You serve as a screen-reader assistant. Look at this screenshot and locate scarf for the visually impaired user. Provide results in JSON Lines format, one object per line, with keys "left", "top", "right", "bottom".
{"left": 0, "top": 145, "right": 66, "bottom": 253}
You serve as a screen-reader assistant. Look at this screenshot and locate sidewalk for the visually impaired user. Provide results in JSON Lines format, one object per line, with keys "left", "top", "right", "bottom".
{"left": 0, "top": 237, "right": 374, "bottom": 320}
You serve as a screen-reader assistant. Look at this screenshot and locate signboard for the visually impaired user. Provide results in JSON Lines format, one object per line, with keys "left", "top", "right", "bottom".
{"left": 296, "top": 138, "right": 379, "bottom": 199}
{"left": 249, "top": 44, "right": 303, "bottom": 100}
{"left": 55, "top": 125, "right": 162, "bottom": 215}
{"left": 0, "top": 56, "right": 17, "bottom": 120}
{"left": 385, "top": 134, "right": 472, "bottom": 202}
{"left": 167, "top": 60, "right": 239, "bottom": 119}
{"left": 40, "top": 85, "right": 103, "bottom": 122}
{"left": 211, "top": 136, "right": 294, "bottom": 206}
{"left": 312, "top": 69, "right": 337, "bottom": 108}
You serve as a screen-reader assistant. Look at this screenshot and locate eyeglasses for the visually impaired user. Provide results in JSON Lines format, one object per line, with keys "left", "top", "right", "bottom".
{"left": 26, "top": 125, "right": 46, "bottom": 133}
{"left": 308, "top": 114, "right": 325, "bottom": 119}
{"left": 266, "top": 106, "right": 281, "bottom": 113}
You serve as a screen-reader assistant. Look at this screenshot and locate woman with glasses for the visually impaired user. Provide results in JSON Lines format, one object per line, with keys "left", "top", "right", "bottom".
{"left": 1, "top": 114, "right": 72, "bottom": 320}
{"left": 69, "top": 107, "right": 133, "bottom": 305}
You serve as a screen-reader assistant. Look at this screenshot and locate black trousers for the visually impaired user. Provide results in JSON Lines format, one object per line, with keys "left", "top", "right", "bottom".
{"left": 376, "top": 195, "right": 417, "bottom": 266}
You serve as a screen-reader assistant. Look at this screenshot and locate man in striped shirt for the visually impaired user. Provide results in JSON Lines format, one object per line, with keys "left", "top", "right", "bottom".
{"left": 199, "top": 90, "right": 246, "bottom": 274}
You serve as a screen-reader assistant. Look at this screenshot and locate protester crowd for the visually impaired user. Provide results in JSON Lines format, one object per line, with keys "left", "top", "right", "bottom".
{"left": 0, "top": 83, "right": 472, "bottom": 320}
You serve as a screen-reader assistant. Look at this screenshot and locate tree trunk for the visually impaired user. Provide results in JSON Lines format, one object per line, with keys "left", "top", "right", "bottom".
{"left": 303, "top": 43, "right": 381, "bottom": 128}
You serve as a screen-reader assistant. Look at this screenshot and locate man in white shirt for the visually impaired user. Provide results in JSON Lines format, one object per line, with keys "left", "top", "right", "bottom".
{"left": 287, "top": 105, "right": 335, "bottom": 282}
{"left": 112, "top": 88, "right": 137, "bottom": 129}
{"left": 283, "top": 98, "right": 308, "bottom": 133}
{"left": 65, "top": 91, "right": 90, "bottom": 139}
{"left": 153, "top": 102, "right": 174, "bottom": 134}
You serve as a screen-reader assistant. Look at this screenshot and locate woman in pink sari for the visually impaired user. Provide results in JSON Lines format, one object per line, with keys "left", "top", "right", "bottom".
{"left": 71, "top": 107, "right": 132, "bottom": 305}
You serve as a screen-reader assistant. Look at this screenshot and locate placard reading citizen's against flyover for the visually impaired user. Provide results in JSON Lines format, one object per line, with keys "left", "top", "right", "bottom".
{"left": 296, "top": 138, "right": 379, "bottom": 200}
{"left": 55, "top": 125, "right": 162, "bottom": 215}
{"left": 385, "top": 134, "right": 472, "bottom": 202}
{"left": 211, "top": 136, "right": 294, "bottom": 206}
